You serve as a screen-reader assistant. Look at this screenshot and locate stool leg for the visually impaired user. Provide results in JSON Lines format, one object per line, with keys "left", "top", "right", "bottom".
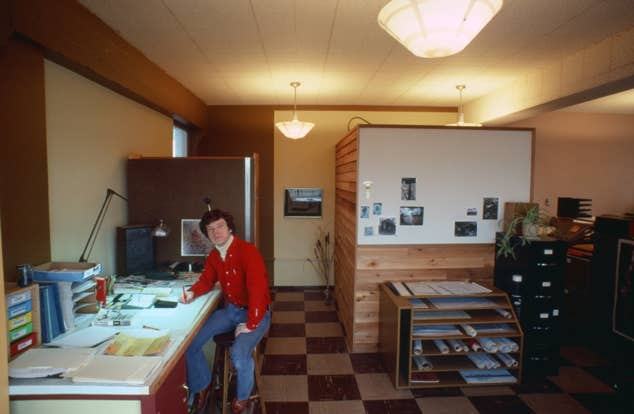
{"left": 222, "top": 347, "right": 230, "bottom": 414}
{"left": 250, "top": 346, "right": 266, "bottom": 414}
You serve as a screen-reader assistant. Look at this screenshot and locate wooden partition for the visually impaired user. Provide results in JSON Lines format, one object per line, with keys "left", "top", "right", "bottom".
{"left": 334, "top": 125, "right": 532, "bottom": 352}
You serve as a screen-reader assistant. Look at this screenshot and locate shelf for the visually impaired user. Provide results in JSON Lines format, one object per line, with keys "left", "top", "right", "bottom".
{"left": 379, "top": 281, "right": 524, "bottom": 389}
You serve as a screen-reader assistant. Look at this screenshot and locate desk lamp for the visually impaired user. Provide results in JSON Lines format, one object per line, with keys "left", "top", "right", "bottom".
{"left": 79, "top": 188, "right": 169, "bottom": 262}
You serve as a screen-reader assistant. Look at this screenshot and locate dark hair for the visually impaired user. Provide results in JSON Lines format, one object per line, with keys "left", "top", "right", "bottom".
{"left": 199, "top": 209, "right": 236, "bottom": 239}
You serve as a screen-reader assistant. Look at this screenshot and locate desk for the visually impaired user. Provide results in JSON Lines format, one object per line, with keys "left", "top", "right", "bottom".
{"left": 9, "top": 286, "right": 221, "bottom": 414}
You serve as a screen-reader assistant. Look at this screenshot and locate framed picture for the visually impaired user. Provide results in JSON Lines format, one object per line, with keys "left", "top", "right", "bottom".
{"left": 181, "top": 219, "right": 213, "bottom": 256}
{"left": 284, "top": 188, "right": 323, "bottom": 217}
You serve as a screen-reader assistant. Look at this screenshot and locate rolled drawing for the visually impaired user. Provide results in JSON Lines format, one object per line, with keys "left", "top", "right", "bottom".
{"left": 460, "top": 324, "right": 477, "bottom": 337}
{"left": 466, "top": 338, "right": 481, "bottom": 352}
{"left": 491, "top": 337, "right": 511, "bottom": 353}
{"left": 433, "top": 339, "right": 450, "bottom": 354}
{"left": 413, "top": 355, "right": 433, "bottom": 371}
{"left": 447, "top": 339, "right": 464, "bottom": 352}
{"left": 498, "top": 337, "right": 519, "bottom": 352}
{"left": 457, "top": 339, "right": 469, "bottom": 352}
{"left": 467, "top": 354, "right": 487, "bottom": 369}
{"left": 413, "top": 339, "right": 423, "bottom": 355}
{"left": 497, "top": 353, "right": 518, "bottom": 367}
{"left": 477, "top": 337, "right": 498, "bottom": 353}
{"left": 495, "top": 308, "right": 512, "bottom": 319}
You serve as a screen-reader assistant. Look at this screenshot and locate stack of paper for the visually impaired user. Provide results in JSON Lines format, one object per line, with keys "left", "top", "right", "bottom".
{"left": 103, "top": 329, "right": 170, "bottom": 356}
{"left": 412, "top": 325, "right": 461, "bottom": 336}
{"left": 9, "top": 347, "right": 95, "bottom": 378}
{"left": 71, "top": 355, "right": 162, "bottom": 385}
{"left": 47, "top": 326, "right": 119, "bottom": 348}
{"left": 459, "top": 369, "right": 517, "bottom": 384}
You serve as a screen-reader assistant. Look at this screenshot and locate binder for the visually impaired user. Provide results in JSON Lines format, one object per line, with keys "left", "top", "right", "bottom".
{"left": 39, "top": 283, "right": 66, "bottom": 343}
{"left": 7, "top": 289, "right": 31, "bottom": 307}
{"left": 8, "top": 312, "right": 32, "bottom": 331}
{"left": 10, "top": 332, "right": 36, "bottom": 356}
{"left": 9, "top": 321, "right": 33, "bottom": 342}
{"left": 7, "top": 300, "right": 32, "bottom": 319}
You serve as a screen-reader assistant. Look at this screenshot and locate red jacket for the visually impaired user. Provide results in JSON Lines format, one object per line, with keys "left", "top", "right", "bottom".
{"left": 189, "top": 236, "right": 270, "bottom": 330}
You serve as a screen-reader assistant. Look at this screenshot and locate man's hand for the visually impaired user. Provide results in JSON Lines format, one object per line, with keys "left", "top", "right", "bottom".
{"left": 178, "top": 290, "right": 194, "bottom": 304}
{"left": 234, "top": 323, "right": 253, "bottom": 337}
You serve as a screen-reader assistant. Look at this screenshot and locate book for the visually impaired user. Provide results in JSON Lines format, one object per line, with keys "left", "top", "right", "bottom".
{"left": 410, "top": 372, "right": 440, "bottom": 383}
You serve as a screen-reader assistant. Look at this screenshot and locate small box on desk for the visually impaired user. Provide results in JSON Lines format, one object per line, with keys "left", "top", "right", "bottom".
{"left": 32, "top": 262, "right": 102, "bottom": 282}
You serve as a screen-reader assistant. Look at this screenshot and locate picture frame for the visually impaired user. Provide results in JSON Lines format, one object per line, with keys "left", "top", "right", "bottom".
{"left": 284, "top": 188, "right": 323, "bottom": 218}
{"left": 181, "top": 219, "right": 214, "bottom": 256}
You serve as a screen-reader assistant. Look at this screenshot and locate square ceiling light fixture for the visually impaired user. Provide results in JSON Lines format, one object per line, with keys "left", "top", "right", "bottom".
{"left": 378, "top": 0, "right": 503, "bottom": 58}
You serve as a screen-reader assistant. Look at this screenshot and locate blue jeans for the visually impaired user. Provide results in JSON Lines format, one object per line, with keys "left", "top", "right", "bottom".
{"left": 186, "top": 302, "right": 271, "bottom": 400}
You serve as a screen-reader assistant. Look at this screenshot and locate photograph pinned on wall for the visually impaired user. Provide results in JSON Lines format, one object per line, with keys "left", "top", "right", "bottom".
{"left": 373, "top": 202, "right": 383, "bottom": 215}
{"left": 400, "top": 206, "right": 424, "bottom": 225}
{"left": 181, "top": 219, "right": 214, "bottom": 256}
{"left": 467, "top": 208, "right": 478, "bottom": 216}
{"left": 483, "top": 197, "right": 499, "bottom": 220}
{"left": 360, "top": 206, "right": 370, "bottom": 219}
{"left": 454, "top": 221, "right": 478, "bottom": 237}
{"left": 364, "top": 226, "right": 374, "bottom": 236}
{"left": 379, "top": 217, "right": 397, "bottom": 235}
{"left": 401, "top": 177, "right": 416, "bottom": 201}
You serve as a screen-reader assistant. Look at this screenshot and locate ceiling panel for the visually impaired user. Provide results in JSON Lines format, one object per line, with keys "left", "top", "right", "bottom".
{"left": 78, "top": 0, "right": 634, "bottom": 109}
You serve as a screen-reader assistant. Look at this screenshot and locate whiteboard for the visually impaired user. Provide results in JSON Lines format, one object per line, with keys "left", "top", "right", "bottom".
{"left": 357, "top": 127, "right": 532, "bottom": 245}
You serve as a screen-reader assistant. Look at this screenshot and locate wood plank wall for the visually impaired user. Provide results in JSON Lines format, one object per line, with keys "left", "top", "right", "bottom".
{"left": 353, "top": 244, "right": 494, "bottom": 351}
{"left": 334, "top": 128, "right": 496, "bottom": 352}
{"left": 334, "top": 129, "right": 359, "bottom": 350}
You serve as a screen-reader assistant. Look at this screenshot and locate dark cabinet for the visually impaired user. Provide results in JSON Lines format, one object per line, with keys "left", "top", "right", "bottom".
{"left": 494, "top": 235, "right": 566, "bottom": 378}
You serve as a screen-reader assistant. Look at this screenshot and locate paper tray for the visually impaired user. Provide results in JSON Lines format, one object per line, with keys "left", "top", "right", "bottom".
{"left": 33, "top": 262, "right": 102, "bottom": 282}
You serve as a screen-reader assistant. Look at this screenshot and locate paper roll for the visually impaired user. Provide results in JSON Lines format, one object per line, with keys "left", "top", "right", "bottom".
{"left": 413, "top": 355, "right": 433, "bottom": 370}
{"left": 497, "top": 353, "right": 518, "bottom": 367}
{"left": 433, "top": 339, "right": 449, "bottom": 354}
{"left": 477, "top": 337, "right": 498, "bottom": 353}
{"left": 447, "top": 339, "right": 464, "bottom": 352}
{"left": 495, "top": 308, "right": 512, "bottom": 319}
{"left": 466, "top": 338, "right": 481, "bottom": 352}
{"left": 460, "top": 324, "right": 477, "bottom": 337}
{"left": 413, "top": 339, "right": 423, "bottom": 355}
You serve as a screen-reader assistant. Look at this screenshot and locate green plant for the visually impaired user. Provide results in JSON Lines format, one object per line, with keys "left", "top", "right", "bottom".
{"left": 496, "top": 205, "right": 552, "bottom": 259}
{"left": 305, "top": 227, "right": 334, "bottom": 302}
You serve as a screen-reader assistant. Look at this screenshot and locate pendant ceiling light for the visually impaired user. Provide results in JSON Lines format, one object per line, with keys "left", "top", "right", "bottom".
{"left": 446, "top": 84, "right": 482, "bottom": 127}
{"left": 378, "top": 0, "right": 503, "bottom": 58}
{"left": 276, "top": 82, "right": 315, "bottom": 140}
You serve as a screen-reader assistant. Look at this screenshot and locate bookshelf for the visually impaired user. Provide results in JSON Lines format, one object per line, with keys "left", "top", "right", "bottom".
{"left": 5, "top": 283, "right": 40, "bottom": 359}
{"left": 379, "top": 281, "right": 524, "bottom": 389}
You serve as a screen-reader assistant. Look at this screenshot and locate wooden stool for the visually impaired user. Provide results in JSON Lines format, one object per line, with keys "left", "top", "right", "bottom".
{"left": 210, "top": 331, "right": 266, "bottom": 414}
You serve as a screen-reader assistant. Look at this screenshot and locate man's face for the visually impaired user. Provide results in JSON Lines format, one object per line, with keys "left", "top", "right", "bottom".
{"left": 206, "top": 218, "right": 231, "bottom": 246}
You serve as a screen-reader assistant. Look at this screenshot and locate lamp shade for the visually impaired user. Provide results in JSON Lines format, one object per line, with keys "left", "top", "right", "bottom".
{"left": 276, "top": 117, "right": 315, "bottom": 140}
{"left": 378, "top": 0, "right": 503, "bottom": 58}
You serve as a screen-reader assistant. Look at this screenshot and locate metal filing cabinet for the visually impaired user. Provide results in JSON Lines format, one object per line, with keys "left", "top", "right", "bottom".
{"left": 494, "top": 234, "right": 567, "bottom": 378}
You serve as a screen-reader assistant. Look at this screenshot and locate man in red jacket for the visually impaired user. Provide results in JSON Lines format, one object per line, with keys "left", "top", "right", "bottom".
{"left": 180, "top": 209, "right": 271, "bottom": 414}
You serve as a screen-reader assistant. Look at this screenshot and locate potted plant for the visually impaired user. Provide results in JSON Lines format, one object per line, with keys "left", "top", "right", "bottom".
{"left": 306, "top": 227, "right": 334, "bottom": 303}
{"left": 496, "top": 205, "right": 555, "bottom": 259}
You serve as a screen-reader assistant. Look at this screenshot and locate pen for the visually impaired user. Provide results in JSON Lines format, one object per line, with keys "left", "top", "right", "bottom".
{"left": 143, "top": 325, "right": 160, "bottom": 331}
{"left": 182, "top": 286, "right": 187, "bottom": 302}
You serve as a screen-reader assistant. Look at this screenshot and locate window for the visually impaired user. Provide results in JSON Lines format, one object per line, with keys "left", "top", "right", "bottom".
{"left": 173, "top": 125, "right": 188, "bottom": 157}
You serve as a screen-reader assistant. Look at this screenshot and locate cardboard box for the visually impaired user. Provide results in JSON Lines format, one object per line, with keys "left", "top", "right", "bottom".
{"left": 503, "top": 202, "right": 538, "bottom": 233}
{"left": 32, "top": 262, "right": 102, "bottom": 282}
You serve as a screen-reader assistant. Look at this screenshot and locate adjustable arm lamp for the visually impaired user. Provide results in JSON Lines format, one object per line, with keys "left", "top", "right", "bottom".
{"left": 78, "top": 188, "right": 169, "bottom": 263}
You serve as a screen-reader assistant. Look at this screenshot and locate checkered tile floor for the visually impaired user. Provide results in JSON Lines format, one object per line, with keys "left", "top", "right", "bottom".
{"left": 218, "top": 288, "right": 633, "bottom": 413}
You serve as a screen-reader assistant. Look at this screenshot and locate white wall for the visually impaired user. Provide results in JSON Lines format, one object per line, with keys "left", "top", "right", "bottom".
{"left": 273, "top": 110, "right": 456, "bottom": 286}
{"left": 509, "top": 111, "right": 634, "bottom": 217}
{"left": 45, "top": 60, "right": 172, "bottom": 274}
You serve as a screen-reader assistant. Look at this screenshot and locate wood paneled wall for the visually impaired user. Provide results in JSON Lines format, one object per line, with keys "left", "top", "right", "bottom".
{"left": 334, "top": 128, "right": 496, "bottom": 352}
{"left": 334, "top": 129, "right": 358, "bottom": 349}
{"left": 0, "top": 38, "right": 51, "bottom": 282}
